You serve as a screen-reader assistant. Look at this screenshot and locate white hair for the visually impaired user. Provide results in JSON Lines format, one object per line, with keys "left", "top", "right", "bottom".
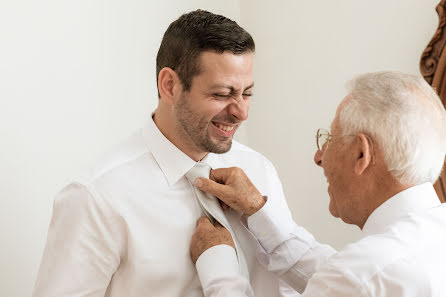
{"left": 339, "top": 71, "right": 446, "bottom": 185}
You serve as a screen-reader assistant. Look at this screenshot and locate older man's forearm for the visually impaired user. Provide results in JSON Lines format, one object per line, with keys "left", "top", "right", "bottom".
{"left": 247, "top": 198, "right": 337, "bottom": 293}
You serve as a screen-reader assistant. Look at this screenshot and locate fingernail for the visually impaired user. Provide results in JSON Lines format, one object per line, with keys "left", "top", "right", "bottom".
{"left": 194, "top": 178, "right": 203, "bottom": 187}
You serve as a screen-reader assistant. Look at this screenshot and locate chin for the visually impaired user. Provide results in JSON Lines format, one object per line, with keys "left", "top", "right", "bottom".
{"left": 329, "top": 208, "right": 340, "bottom": 218}
{"left": 211, "top": 142, "right": 232, "bottom": 154}
{"left": 202, "top": 139, "right": 232, "bottom": 154}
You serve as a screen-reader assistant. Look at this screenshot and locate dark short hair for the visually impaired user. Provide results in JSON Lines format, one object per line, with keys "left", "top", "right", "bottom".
{"left": 156, "top": 9, "right": 255, "bottom": 97}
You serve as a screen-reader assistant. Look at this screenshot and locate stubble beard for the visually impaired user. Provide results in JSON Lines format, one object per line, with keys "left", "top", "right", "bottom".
{"left": 175, "top": 93, "right": 233, "bottom": 154}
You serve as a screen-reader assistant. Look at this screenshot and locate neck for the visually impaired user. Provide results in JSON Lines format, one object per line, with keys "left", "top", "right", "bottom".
{"left": 153, "top": 107, "right": 207, "bottom": 162}
{"left": 357, "top": 172, "right": 412, "bottom": 229}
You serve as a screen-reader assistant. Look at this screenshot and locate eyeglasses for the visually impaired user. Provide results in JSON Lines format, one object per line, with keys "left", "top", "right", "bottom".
{"left": 316, "top": 128, "right": 332, "bottom": 150}
{"left": 315, "top": 128, "right": 376, "bottom": 165}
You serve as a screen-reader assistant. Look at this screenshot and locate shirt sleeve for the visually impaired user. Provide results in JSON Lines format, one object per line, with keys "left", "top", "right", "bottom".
{"left": 247, "top": 197, "right": 337, "bottom": 294}
{"left": 298, "top": 262, "right": 365, "bottom": 297}
{"left": 196, "top": 244, "right": 253, "bottom": 297}
{"left": 32, "top": 181, "right": 124, "bottom": 297}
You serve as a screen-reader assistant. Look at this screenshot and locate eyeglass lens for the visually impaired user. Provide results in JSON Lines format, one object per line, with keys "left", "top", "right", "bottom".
{"left": 317, "top": 129, "right": 330, "bottom": 150}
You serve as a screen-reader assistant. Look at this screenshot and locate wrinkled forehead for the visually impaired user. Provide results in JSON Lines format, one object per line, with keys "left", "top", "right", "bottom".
{"left": 193, "top": 51, "right": 254, "bottom": 88}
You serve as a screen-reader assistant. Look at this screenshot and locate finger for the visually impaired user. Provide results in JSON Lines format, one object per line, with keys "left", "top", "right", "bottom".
{"left": 196, "top": 216, "right": 213, "bottom": 229}
{"left": 194, "top": 177, "right": 232, "bottom": 203}
{"left": 220, "top": 201, "right": 230, "bottom": 211}
{"left": 214, "top": 221, "right": 227, "bottom": 231}
{"left": 209, "top": 168, "right": 234, "bottom": 183}
{"left": 214, "top": 222, "right": 231, "bottom": 235}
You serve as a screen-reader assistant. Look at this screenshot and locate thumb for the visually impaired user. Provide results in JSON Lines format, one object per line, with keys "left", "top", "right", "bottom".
{"left": 194, "top": 177, "right": 230, "bottom": 202}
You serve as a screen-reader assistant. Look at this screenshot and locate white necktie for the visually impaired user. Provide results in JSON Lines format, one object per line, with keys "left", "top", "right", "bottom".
{"left": 185, "top": 162, "right": 249, "bottom": 279}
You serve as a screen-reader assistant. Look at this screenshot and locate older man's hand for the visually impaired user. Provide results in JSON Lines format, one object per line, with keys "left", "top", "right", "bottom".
{"left": 194, "top": 167, "right": 266, "bottom": 216}
{"left": 190, "top": 217, "right": 235, "bottom": 264}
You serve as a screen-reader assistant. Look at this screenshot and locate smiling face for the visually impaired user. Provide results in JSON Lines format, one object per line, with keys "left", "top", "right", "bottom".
{"left": 320, "top": 117, "right": 352, "bottom": 219}
{"left": 314, "top": 93, "right": 413, "bottom": 228}
{"left": 314, "top": 97, "right": 361, "bottom": 224}
{"left": 173, "top": 51, "right": 254, "bottom": 156}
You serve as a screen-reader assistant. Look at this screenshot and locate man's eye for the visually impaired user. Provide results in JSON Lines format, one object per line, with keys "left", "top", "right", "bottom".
{"left": 242, "top": 93, "right": 252, "bottom": 97}
{"left": 214, "top": 94, "right": 231, "bottom": 99}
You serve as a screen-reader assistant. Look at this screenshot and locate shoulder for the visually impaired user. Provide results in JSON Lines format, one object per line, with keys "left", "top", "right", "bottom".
{"left": 227, "top": 140, "right": 262, "bottom": 156}
{"left": 55, "top": 129, "right": 153, "bottom": 206}
{"left": 76, "top": 129, "right": 153, "bottom": 184}
{"left": 212, "top": 141, "right": 285, "bottom": 200}
{"left": 215, "top": 140, "right": 279, "bottom": 180}
{"left": 219, "top": 140, "right": 276, "bottom": 170}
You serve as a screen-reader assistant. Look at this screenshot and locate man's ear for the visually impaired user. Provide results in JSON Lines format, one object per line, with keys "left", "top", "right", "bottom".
{"left": 354, "top": 133, "right": 373, "bottom": 175}
{"left": 158, "top": 67, "right": 182, "bottom": 105}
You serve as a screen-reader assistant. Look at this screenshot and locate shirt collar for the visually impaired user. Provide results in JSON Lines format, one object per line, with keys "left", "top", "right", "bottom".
{"left": 142, "top": 114, "right": 197, "bottom": 186}
{"left": 361, "top": 182, "right": 441, "bottom": 237}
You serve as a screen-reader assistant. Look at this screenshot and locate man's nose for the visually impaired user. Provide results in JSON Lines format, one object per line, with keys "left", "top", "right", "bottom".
{"left": 314, "top": 149, "right": 323, "bottom": 167}
{"left": 227, "top": 96, "right": 249, "bottom": 121}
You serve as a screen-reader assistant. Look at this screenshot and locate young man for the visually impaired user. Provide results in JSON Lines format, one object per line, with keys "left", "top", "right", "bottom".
{"left": 190, "top": 71, "right": 446, "bottom": 296}
{"left": 33, "top": 10, "right": 294, "bottom": 297}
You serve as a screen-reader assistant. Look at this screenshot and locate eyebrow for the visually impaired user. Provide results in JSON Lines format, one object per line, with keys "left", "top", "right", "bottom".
{"left": 210, "top": 83, "right": 255, "bottom": 92}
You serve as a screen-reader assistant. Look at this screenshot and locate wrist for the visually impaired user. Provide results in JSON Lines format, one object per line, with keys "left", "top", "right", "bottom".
{"left": 245, "top": 195, "right": 266, "bottom": 216}
{"left": 196, "top": 245, "right": 240, "bottom": 290}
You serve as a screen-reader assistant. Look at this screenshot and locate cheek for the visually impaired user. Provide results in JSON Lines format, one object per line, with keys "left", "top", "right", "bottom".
{"left": 321, "top": 149, "right": 342, "bottom": 181}
{"left": 211, "top": 103, "right": 233, "bottom": 118}
{"left": 187, "top": 95, "right": 223, "bottom": 116}
{"left": 321, "top": 154, "right": 333, "bottom": 177}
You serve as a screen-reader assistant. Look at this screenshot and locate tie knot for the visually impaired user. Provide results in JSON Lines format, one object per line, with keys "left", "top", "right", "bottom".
{"left": 185, "top": 162, "right": 211, "bottom": 183}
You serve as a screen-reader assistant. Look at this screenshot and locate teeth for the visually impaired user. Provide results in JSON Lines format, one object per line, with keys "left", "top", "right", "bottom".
{"left": 216, "top": 123, "right": 234, "bottom": 131}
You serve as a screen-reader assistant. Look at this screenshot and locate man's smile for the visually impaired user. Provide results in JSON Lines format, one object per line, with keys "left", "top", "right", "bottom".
{"left": 211, "top": 121, "right": 238, "bottom": 137}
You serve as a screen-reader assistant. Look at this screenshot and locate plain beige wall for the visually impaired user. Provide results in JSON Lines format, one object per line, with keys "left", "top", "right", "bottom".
{"left": 0, "top": 0, "right": 441, "bottom": 296}
{"left": 239, "top": 0, "right": 440, "bottom": 249}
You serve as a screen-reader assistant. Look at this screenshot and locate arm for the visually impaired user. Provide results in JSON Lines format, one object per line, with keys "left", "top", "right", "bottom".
{"left": 196, "top": 245, "right": 253, "bottom": 297}
{"left": 191, "top": 217, "right": 253, "bottom": 297}
{"left": 298, "top": 265, "right": 365, "bottom": 297}
{"left": 247, "top": 199, "right": 336, "bottom": 292}
{"left": 193, "top": 166, "right": 336, "bottom": 293}
{"left": 33, "top": 182, "right": 123, "bottom": 297}
{"left": 191, "top": 214, "right": 361, "bottom": 297}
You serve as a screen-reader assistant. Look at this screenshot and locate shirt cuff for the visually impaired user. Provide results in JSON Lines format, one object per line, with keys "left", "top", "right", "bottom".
{"left": 247, "top": 196, "right": 295, "bottom": 253}
{"left": 196, "top": 244, "right": 240, "bottom": 288}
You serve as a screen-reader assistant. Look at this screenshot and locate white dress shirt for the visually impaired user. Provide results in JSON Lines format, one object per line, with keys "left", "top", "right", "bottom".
{"left": 32, "top": 117, "right": 295, "bottom": 297}
{"left": 200, "top": 183, "right": 446, "bottom": 297}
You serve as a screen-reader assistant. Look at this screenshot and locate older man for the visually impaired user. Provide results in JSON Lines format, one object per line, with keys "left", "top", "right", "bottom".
{"left": 190, "top": 71, "right": 446, "bottom": 296}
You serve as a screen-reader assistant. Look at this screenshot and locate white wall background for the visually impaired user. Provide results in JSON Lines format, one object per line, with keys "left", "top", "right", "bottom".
{"left": 0, "top": 0, "right": 440, "bottom": 296}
